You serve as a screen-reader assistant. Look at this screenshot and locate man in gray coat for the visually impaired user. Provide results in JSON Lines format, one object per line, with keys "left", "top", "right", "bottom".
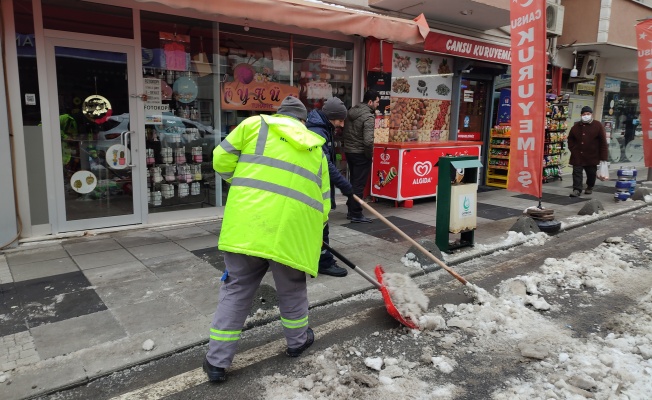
{"left": 342, "top": 89, "right": 379, "bottom": 223}
{"left": 567, "top": 106, "right": 608, "bottom": 197}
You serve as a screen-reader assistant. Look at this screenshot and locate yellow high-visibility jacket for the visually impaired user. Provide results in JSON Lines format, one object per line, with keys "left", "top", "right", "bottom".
{"left": 213, "top": 114, "right": 331, "bottom": 276}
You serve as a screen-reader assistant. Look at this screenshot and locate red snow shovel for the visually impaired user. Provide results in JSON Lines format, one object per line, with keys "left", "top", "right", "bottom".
{"left": 322, "top": 242, "right": 419, "bottom": 329}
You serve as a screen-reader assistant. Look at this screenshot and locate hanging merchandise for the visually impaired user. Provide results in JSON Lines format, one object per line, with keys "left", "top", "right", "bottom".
{"left": 150, "top": 166, "right": 162, "bottom": 183}
{"left": 192, "top": 147, "right": 203, "bottom": 163}
{"left": 192, "top": 164, "right": 203, "bottom": 181}
{"left": 164, "top": 165, "right": 176, "bottom": 182}
{"left": 173, "top": 76, "right": 198, "bottom": 103}
{"left": 175, "top": 147, "right": 186, "bottom": 164}
{"left": 190, "top": 182, "right": 201, "bottom": 196}
{"left": 160, "top": 31, "right": 190, "bottom": 72}
{"left": 82, "top": 76, "right": 112, "bottom": 124}
{"left": 152, "top": 191, "right": 162, "bottom": 206}
{"left": 178, "top": 183, "right": 189, "bottom": 198}
{"left": 161, "top": 147, "right": 173, "bottom": 164}
{"left": 177, "top": 165, "right": 192, "bottom": 182}
{"left": 161, "top": 183, "right": 174, "bottom": 199}
{"left": 192, "top": 36, "right": 213, "bottom": 77}
{"left": 146, "top": 148, "right": 155, "bottom": 165}
{"left": 82, "top": 95, "right": 112, "bottom": 124}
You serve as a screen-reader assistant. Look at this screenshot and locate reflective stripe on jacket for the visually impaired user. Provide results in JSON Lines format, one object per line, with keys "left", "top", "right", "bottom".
{"left": 213, "top": 114, "right": 331, "bottom": 276}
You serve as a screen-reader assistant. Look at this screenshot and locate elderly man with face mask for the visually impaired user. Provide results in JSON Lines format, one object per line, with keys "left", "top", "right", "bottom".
{"left": 567, "top": 106, "right": 608, "bottom": 197}
{"left": 306, "top": 97, "right": 353, "bottom": 277}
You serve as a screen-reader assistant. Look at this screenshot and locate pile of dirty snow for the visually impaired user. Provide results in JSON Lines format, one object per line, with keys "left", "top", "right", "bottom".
{"left": 258, "top": 228, "right": 652, "bottom": 399}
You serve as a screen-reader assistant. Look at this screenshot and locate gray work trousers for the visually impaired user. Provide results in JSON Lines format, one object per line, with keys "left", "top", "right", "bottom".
{"left": 206, "top": 251, "right": 309, "bottom": 368}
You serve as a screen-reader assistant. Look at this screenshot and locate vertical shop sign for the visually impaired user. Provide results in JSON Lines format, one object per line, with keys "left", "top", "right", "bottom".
{"left": 635, "top": 19, "right": 652, "bottom": 167}
{"left": 507, "top": 0, "right": 546, "bottom": 197}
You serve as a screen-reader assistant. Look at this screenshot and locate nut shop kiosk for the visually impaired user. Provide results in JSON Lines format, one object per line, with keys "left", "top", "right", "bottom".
{"left": 371, "top": 49, "right": 481, "bottom": 204}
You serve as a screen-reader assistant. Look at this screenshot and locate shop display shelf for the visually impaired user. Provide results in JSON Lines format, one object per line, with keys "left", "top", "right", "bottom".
{"left": 490, "top": 144, "right": 510, "bottom": 149}
{"left": 487, "top": 165, "right": 509, "bottom": 170}
{"left": 488, "top": 155, "right": 509, "bottom": 159}
{"left": 491, "top": 134, "right": 510, "bottom": 139}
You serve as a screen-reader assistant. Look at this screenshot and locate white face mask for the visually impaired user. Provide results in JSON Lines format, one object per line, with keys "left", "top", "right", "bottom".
{"left": 581, "top": 114, "right": 592, "bottom": 123}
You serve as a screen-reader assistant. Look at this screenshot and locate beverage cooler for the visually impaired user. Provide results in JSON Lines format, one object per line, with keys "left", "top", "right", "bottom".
{"left": 371, "top": 142, "right": 481, "bottom": 202}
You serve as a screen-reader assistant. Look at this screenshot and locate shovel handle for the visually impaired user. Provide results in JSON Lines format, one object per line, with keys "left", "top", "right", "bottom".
{"left": 322, "top": 242, "right": 382, "bottom": 289}
{"left": 353, "top": 195, "right": 468, "bottom": 286}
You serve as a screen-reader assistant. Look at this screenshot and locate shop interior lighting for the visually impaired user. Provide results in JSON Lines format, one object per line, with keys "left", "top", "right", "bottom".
{"left": 243, "top": 19, "right": 250, "bottom": 32}
{"left": 460, "top": 9, "right": 473, "bottom": 16}
{"left": 570, "top": 50, "right": 578, "bottom": 78}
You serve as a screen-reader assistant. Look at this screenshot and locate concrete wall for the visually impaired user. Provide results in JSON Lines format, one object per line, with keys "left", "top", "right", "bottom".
{"left": 558, "top": 0, "right": 602, "bottom": 46}
{"left": 609, "top": 0, "right": 649, "bottom": 46}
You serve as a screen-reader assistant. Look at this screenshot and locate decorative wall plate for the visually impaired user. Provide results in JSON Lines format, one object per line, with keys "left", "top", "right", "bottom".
{"left": 173, "top": 76, "right": 198, "bottom": 103}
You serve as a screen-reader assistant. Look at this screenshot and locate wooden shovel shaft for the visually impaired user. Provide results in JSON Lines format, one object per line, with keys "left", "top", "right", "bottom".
{"left": 322, "top": 242, "right": 382, "bottom": 289}
{"left": 353, "top": 195, "right": 468, "bottom": 285}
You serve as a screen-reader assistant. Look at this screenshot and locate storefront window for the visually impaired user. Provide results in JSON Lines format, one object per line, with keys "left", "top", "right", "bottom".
{"left": 217, "top": 26, "right": 354, "bottom": 197}
{"left": 292, "top": 35, "right": 354, "bottom": 110}
{"left": 141, "top": 12, "right": 218, "bottom": 211}
{"left": 601, "top": 79, "right": 643, "bottom": 164}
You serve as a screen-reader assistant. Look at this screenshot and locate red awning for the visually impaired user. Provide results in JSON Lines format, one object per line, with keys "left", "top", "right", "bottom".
{"left": 134, "top": 0, "right": 430, "bottom": 45}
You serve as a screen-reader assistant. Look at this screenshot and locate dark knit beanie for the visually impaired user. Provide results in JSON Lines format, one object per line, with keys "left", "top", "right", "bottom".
{"left": 581, "top": 106, "right": 593, "bottom": 114}
{"left": 322, "top": 97, "right": 347, "bottom": 120}
{"left": 277, "top": 96, "right": 307, "bottom": 121}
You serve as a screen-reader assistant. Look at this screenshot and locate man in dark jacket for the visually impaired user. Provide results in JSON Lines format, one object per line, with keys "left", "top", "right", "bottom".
{"left": 306, "top": 97, "right": 352, "bottom": 277}
{"left": 342, "top": 89, "right": 380, "bottom": 223}
{"left": 568, "top": 106, "right": 608, "bottom": 197}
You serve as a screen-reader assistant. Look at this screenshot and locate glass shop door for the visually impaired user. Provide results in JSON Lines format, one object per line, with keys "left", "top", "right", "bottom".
{"left": 45, "top": 37, "right": 143, "bottom": 232}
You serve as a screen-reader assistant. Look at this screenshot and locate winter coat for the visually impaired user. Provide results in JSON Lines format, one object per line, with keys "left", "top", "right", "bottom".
{"left": 342, "top": 103, "right": 375, "bottom": 158}
{"left": 306, "top": 110, "right": 353, "bottom": 209}
{"left": 213, "top": 114, "right": 331, "bottom": 277}
{"left": 567, "top": 119, "right": 608, "bottom": 166}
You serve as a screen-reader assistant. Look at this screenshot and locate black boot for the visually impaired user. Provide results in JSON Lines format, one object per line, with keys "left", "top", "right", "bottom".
{"left": 286, "top": 327, "right": 314, "bottom": 357}
{"left": 319, "top": 263, "right": 348, "bottom": 277}
{"left": 203, "top": 358, "right": 227, "bottom": 382}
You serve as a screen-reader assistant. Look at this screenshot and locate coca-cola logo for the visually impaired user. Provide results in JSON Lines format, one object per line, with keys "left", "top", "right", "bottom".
{"left": 413, "top": 161, "right": 432, "bottom": 177}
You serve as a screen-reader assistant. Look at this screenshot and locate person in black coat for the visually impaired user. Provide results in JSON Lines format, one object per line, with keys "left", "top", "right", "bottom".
{"left": 306, "top": 97, "right": 353, "bottom": 277}
{"left": 567, "top": 106, "right": 608, "bottom": 197}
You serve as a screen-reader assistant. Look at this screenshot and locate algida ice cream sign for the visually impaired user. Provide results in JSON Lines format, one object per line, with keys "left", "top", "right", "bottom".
{"left": 221, "top": 81, "right": 298, "bottom": 111}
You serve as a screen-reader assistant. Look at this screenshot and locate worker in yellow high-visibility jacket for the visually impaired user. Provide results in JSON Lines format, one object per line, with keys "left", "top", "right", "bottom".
{"left": 204, "top": 96, "right": 331, "bottom": 382}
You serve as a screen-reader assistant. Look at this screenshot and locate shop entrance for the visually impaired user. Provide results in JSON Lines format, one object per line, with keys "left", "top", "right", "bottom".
{"left": 45, "top": 37, "right": 143, "bottom": 232}
{"left": 457, "top": 79, "right": 490, "bottom": 142}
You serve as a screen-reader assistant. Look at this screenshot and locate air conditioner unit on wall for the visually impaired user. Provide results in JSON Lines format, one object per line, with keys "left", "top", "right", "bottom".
{"left": 579, "top": 54, "right": 599, "bottom": 79}
{"left": 546, "top": 3, "right": 565, "bottom": 37}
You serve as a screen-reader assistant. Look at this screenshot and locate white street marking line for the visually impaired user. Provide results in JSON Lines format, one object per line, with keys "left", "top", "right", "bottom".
{"left": 111, "top": 311, "right": 363, "bottom": 400}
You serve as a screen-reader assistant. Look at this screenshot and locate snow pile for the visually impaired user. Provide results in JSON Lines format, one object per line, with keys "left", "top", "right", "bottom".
{"left": 260, "top": 344, "right": 463, "bottom": 399}
{"left": 260, "top": 228, "right": 652, "bottom": 399}
{"left": 381, "top": 272, "right": 429, "bottom": 325}
{"left": 471, "top": 231, "right": 551, "bottom": 254}
{"left": 399, "top": 253, "right": 422, "bottom": 269}
{"left": 141, "top": 339, "right": 155, "bottom": 352}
